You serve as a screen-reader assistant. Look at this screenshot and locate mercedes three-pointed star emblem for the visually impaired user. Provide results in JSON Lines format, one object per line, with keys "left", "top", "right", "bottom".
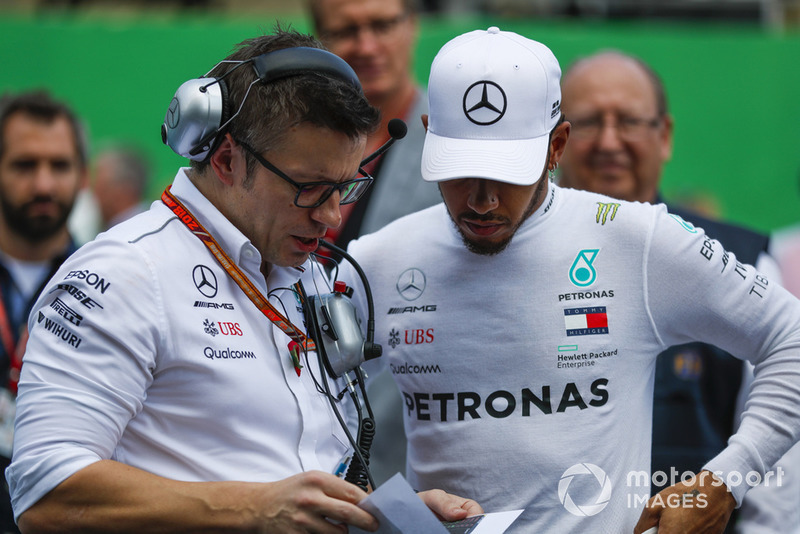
{"left": 193, "top": 264, "right": 218, "bottom": 298}
{"left": 396, "top": 268, "right": 426, "bottom": 301}
{"left": 167, "top": 97, "right": 180, "bottom": 129}
{"left": 463, "top": 80, "right": 507, "bottom": 126}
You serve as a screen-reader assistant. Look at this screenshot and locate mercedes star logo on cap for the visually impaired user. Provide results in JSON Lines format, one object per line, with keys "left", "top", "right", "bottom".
{"left": 193, "top": 264, "right": 219, "bottom": 298}
{"left": 463, "top": 80, "right": 507, "bottom": 126}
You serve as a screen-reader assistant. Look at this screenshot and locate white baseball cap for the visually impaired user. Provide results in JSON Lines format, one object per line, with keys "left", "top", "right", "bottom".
{"left": 421, "top": 27, "right": 562, "bottom": 185}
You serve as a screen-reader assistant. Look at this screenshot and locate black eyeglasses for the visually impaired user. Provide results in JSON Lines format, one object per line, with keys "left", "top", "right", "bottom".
{"left": 237, "top": 140, "right": 374, "bottom": 208}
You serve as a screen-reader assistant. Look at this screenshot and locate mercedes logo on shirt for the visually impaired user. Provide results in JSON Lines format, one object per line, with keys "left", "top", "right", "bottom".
{"left": 193, "top": 264, "right": 218, "bottom": 298}
{"left": 463, "top": 81, "right": 507, "bottom": 126}
{"left": 167, "top": 97, "right": 180, "bottom": 128}
{"left": 396, "top": 268, "right": 426, "bottom": 301}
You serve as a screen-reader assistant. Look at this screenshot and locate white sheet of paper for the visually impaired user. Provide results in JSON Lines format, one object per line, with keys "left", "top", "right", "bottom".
{"left": 349, "top": 473, "right": 522, "bottom": 534}
{"left": 472, "top": 509, "right": 524, "bottom": 533}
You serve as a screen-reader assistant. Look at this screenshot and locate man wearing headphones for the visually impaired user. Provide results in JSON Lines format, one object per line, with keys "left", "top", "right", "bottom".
{"left": 6, "top": 28, "right": 479, "bottom": 533}
{"left": 342, "top": 27, "right": 800, "bottom": 533}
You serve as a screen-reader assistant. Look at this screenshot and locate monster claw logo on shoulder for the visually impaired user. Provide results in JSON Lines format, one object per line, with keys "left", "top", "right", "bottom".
{"left": 596, "top": 202, "right": 619, "bottom": 225}
{"left": 569, "top": 249, "right": 599, "bottom": 287}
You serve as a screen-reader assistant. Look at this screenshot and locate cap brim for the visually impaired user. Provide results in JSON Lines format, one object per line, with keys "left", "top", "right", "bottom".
{"left": 421, "top": 131, "right": 550, "bottom": 185}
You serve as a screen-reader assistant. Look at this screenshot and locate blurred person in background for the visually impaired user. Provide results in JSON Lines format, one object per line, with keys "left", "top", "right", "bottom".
{"left": 92, "top": 144, "right": 151, "bottom": 230}
{"left": 308, "top": 0, "right": 440, "bottom": 246}
{"left": 309, "top": 0, "right": 442, "bottom": 485}
{"left": 769, "top": 173, "right": 800, "bottom": 299}
{"left": 558, "top": 49, "right": 799, "bottom": 533}
{"left": 0, "top": 89, "right": 86, "bottom": 534}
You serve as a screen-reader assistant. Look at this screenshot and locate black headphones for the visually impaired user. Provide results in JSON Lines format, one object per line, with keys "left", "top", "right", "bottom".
{"left": 161, "top": 46, "right": 362, "bottom": 162}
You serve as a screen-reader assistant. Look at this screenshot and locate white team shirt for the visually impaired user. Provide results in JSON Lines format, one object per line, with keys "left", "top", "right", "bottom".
{"left": 346, "top": 183, "right": 800, "bottom": 533}
{"left": 7, "top": 169, "right": 353, "bottom": 520}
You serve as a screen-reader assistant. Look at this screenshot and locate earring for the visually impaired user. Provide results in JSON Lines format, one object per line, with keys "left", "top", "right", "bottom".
{"left": 548, "top": 161, "right": 559, "bottom": 181}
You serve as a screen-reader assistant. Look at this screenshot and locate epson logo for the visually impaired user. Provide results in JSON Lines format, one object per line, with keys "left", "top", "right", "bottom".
{"left": 194, "top": 301, "right": 235, "bottom": 310}
{"left": 63, "top": 269, "right": 111, "bottom": 294}
{"left": 388, "top": 305, "right": 437, "bottom": 314}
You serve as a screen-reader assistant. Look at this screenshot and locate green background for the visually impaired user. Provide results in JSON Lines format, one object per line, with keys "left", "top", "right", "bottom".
{"left": 1, "top": 11, "right": 798, "bottom": 233}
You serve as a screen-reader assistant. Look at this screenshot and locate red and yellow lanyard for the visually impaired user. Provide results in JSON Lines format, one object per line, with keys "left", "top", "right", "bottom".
{"left": 0, "top": 287, "right": 23, "bottom": 394}
{"left": 161, "top": 187, "right": 315, "bottom": 375}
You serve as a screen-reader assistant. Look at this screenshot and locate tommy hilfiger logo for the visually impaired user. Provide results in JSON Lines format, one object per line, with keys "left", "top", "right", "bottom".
{"left": 564, "top": 306, "right": 609, "bottom": 337}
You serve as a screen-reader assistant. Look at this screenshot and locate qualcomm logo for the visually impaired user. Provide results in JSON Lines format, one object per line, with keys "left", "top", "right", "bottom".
{"left": 558, "top": 463, "right": 613, "bottom": 517}
{"left": 569, "top": 249, "right": 599, "bottom": 287}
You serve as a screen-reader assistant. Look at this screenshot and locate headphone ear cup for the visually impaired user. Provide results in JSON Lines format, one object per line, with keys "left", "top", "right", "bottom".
{"left": 161, "top": 77, "right": 226, "bottom": 162}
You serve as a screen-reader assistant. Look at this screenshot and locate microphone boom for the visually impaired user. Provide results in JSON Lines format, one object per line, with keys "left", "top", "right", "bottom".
{"left": 360, "top": 118, "right": 407, "bottom": 168}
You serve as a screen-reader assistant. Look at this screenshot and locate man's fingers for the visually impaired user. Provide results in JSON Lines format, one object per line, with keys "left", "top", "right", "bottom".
{"left": 302, "top": 472, "right": 377, "bottom": 531}
{"left": 633, "top": 494, "right": 662, "bottom": 534}
{"left": 417, "top": 488, "right": 484, "bottom": 521}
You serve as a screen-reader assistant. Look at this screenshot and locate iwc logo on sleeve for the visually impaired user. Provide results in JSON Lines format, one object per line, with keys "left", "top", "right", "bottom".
{"left": 463, "top": 81, "right": 507, "bottom": 125}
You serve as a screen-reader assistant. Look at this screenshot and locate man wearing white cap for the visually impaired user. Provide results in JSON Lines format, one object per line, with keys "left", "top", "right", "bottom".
{"left": 342, "top": 27, "right": 800, "bottom": 533}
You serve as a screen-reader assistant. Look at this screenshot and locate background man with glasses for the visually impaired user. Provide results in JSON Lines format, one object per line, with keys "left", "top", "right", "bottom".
{"left": 308, "top": 0, "right": 440, "bottom": 247}
{"left": 6, "top": 28, "right": 480, "bottom": 533}
{"left": 558, "top": 50, "right": 798, "bottom": 533}
{"left": 309, "top": 0, "right": 443, "bottom": 486}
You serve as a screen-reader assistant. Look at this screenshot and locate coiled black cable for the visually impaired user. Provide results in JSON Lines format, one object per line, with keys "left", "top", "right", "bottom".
{"left": 345, "top": 415, "right": 375, "bottom": 491}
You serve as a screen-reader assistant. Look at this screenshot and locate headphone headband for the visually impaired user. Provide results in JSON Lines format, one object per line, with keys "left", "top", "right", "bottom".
{"left": 162, "top": 46, "right": 362, "bottom": 162}
{"left": 252, "top": 47, "right": 361, "bottom": 90}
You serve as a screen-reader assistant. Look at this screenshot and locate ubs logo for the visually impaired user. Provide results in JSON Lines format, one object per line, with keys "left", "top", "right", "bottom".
{"left": 463, "top": 81, "right": 507, "bottom": 125}
{"left": 396, "top": 268, "right": 426, "bottom": 301}
{"left": 193, "top": 265, "right": 218, "bottom": 298}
